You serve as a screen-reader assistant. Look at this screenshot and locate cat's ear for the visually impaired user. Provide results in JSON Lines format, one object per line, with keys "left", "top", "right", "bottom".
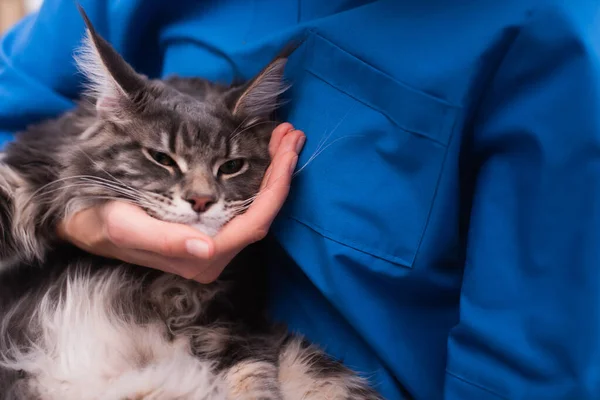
{"left": 227, "top": 44, "right": 299, "bottom": 123}
{"left": 75, "top": 5, "right": 147, "bottom": 118}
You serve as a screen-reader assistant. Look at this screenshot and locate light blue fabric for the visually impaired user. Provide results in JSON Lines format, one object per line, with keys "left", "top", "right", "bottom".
{"left": 1, "top": 1, "right": 600, "bottom": 398}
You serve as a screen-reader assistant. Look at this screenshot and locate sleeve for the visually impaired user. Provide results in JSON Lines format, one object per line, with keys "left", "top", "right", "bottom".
{"left": 444, "top": 5, "right": 600, "bottom": 400}
{"left": 0, "top": 0, "right": 118, "bottom": 148}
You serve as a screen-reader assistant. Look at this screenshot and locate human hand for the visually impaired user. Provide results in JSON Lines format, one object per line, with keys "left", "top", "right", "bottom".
{"left": 57, "top": 123, "right": 305, "bottom": 283}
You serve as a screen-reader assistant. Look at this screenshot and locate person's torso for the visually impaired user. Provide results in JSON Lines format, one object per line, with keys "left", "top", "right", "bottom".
{"left": 24, "top": 1, "right": 543, "bottom": 398}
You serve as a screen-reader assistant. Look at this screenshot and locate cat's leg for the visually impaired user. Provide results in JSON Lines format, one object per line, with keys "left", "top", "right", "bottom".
{"left": 223, "top": 359, "right": 283, "bottom": 400}
{"left": 188, "top": 328, "right": 285, "bottom": 400}
{"left": 277, "top": 337, "right": 382, "bottom": 400}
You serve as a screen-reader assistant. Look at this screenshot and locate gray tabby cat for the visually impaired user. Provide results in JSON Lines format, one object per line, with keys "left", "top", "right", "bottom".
{"left": 0, "top": 7, "right": 382, "bottom": 400}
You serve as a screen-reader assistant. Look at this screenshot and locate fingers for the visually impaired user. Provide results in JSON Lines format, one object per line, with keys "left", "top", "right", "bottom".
{"left": 105, "top": 246, "right": 178, "bottom": 274}
{"left": 262, "top": 123, "right": 298, "bottom": 190}
{"left": 117, "top": 247, "right": 224, "bottom": 283}
{"left": 114, "top": 248, "right": 207, "bottom": 279}
{"left": 246, "top": 151, "right": 298, "bottom": 226}
{"left": 101, "top": 202, "right": 215, "bottom": 260}
{"left": 262, "top": 125, "right": 304, "bottom": 191}
{"left": 215, "top": 129, "right": 305, "bottom": 254}
{"left": 269, "top": 122, "right": 295, "bottom": 158}
{"left": 275, "top": 124, "right": 305, "bottom": 156}
{"left": 190, "top": 262, "right": 226, "bottom": 284}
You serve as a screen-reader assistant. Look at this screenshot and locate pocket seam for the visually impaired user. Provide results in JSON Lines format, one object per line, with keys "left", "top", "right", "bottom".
{"left": 304, "top": 68, "right": 449, "bottom": 147}
{"left": 413, "top": 109, "right": 461, "bottom": 265}
{"left": 287, "top": 215, "right": 413, "bottom": 268}
{"left": 309, "top": 32, "right": 459, "bottom": 108}
{"left": 303, "top": 32, "right": 461, "bottom": 146}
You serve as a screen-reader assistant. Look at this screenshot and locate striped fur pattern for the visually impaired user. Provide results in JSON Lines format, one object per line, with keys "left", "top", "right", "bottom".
{"left": 0, "top": 7, "right": 381, "bottom": 400}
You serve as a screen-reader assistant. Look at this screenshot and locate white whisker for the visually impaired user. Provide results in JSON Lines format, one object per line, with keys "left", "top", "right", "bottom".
{"left": 32, "top": 179, "right": 148, "bottom": 202}
{"left": 230, "top": 120, "right": 277, "bottom": 142}
{"left": 229, "top": 115, "right": 253, "bottom": 140}
{"left": 73, "top": 145, "right": 147, "bottom": 197}
{"left": 293, "top": 135, "right": 365, "bottom": 177}
{"left": 292, "top": 106, "right": 357, "bottom": 178}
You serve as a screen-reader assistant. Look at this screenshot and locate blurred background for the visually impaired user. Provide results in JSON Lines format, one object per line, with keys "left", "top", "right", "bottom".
{"left": 0, "top": 0, "right": 41, "bottom": 34}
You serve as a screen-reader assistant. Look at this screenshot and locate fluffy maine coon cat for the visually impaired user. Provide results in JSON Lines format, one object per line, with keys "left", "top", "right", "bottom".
{"left": 0, "top": 7, "right": 382, "bottom": 400}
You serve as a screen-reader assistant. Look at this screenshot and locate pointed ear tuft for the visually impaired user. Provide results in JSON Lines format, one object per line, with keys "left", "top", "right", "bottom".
{"left": 74, "top": 5, "right": 146, "bottom": 117}
{"left": 231, "top": 58, "right": 289, "bottom": 121}
{"left": 227, "top": 42, "right": 301, "bottom": 123}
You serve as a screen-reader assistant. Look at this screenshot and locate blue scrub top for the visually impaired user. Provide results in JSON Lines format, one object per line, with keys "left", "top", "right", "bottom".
{"left": 1, "top": 1, "right": 600, "bottom": 399}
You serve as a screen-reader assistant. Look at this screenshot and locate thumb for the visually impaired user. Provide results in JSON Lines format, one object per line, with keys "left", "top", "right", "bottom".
{"left": 101, "top": 202, "right": 215, "bottom": 260}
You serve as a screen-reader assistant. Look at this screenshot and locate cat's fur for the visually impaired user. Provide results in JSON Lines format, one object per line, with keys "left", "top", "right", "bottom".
{"left": 0, "top": 8, "right": 381, "bottom": 400}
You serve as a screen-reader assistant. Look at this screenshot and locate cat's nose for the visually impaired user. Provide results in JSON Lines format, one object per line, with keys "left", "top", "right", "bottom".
{"left": 185, "top": 195, "right": 216, "bottom": 213}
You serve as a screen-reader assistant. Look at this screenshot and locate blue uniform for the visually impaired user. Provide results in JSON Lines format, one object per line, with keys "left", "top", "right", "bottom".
{"left": 1, "top": 1, "right": 600, "bottom": 398}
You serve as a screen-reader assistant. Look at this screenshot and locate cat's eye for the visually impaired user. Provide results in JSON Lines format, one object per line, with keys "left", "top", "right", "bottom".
{"left": 219, "top": 159, "right": 246, "bottom": 175}
{"left": 147, "top": 149, "right": 177, "bottom": 168}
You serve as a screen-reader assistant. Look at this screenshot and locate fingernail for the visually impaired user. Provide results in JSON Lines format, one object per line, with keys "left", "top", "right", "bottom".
{"left": 295, "top": 136, "right": 305, "bottom": 153}
{"left": 289, "top": 155, "right": 298, "bottom": 174}
{"left": 185, "top": 239, "right": 210, "bottom": 258}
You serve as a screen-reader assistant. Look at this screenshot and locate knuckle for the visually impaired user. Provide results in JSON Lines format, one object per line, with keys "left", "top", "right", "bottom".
{"left": 179, "top": 266, "right": 200, "bottom": 281}
{"left": 250, "top": 228, "right": 269, "bottom": 243}
{"left": 282, "top": 132, "right": 296, "bottom": 144}
{"left": 276, "top": 122, "right": 293, "bottom": 132}
{"left": 194, "top": 269, "right": 220, "bottom": 284}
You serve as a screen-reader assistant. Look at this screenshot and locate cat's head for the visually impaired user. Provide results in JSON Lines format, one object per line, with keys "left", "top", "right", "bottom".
{"left": 67, "top": 7, "right": 292, "bottom": 236}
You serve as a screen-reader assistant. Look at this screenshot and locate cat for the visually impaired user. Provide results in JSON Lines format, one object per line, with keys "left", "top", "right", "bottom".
{"left": 0, "top": 6, "right": 382, "bottom": 400}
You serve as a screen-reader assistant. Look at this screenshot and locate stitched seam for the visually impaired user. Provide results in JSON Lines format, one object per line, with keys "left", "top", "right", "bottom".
{"left": 303, "top": 68, "right": 448, "bottom": 147}
{"left": 446, "top": 370, "right": 509, "bottom": 400}
{"left": 412, "top": 111, "right": 458, "bottom": 265}
{"left": 412, "top": 21, "right": 526, "bottom": 267}
{"left": 312, "top": 32, "right": 460, "bottom": 108}
{"left": 285, "top": 215, "right": 413, "bottom": 268}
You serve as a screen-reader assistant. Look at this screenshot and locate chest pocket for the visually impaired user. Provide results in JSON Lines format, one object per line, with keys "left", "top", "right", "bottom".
{"left": 280, "top": 32, "right": 459, "bottom": 269}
